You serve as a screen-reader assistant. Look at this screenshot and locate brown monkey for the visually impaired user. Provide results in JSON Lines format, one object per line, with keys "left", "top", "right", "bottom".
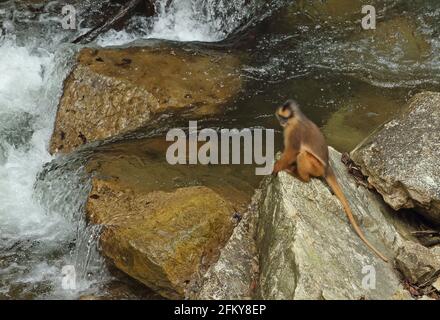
{"left": 273, "top": 100, "right": 388, "bottom": 262}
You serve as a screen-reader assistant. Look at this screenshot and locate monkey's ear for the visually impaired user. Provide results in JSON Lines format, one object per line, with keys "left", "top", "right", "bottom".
{"left": 282, "top": 100, "right": 293, "bottom": 110}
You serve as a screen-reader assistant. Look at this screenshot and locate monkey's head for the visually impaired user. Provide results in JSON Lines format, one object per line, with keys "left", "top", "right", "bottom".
{"left": 275, "top": 100, "right": 301, "bottom": 127}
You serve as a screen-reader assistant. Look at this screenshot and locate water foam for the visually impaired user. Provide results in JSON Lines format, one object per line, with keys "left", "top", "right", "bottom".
{"left": 0, "top": 35, "right": 107, "bottom": 298}
{"left": 97, "top": 0, "right": 284, "bottom": 45}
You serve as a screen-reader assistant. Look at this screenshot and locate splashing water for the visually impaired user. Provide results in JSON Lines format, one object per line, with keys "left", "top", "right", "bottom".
{"left": 0, "top": 0, "right": 283, "bottom": 299}
{"left": 97, "top": 0, "right": 288, "bottom": 45}
{"left": 0, "top": 35, "right": 108, "bottom": 298}
{"left": 0, "top": 0, "right": 119, "bottom": 299}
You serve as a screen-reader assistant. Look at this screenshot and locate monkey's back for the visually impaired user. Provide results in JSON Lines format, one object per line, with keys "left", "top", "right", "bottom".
{"left": 300, "top": 118, "right": 329, "bottom": 167}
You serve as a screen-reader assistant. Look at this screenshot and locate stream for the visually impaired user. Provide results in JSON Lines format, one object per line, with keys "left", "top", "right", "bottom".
{"left": 1, "top": 0, "right": 440, "bottom": 299}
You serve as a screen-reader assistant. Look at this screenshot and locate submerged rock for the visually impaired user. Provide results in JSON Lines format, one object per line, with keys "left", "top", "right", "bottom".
{"left": 268, "top": 0, "right": 395, "bottom": 32}
{"left": 322, "top": 86, "right": 406, "bottom": 152}
{"left": 363, "top": 17, "right": 431, "bottom": 62}
{"left": 351, "top": 92, "right": 440, "bottom": 223}
{"left": 50, "top": 44, "right": 241, "bottom": 154}
{"left": 295, "top": 0, "right": 377, "bottom": 23}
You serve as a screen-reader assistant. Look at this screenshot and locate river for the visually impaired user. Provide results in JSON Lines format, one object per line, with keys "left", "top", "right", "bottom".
{"left": 0, "top": 0, "right": 439, "bottom": 299}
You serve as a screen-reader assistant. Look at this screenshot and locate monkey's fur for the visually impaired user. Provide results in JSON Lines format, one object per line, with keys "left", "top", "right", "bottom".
{"left": 273, "top": 100, "right": 388, "bottom": 262}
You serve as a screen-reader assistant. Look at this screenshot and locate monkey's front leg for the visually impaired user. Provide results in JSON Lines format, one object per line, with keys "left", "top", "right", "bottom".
{"left": 283, "top": 165, "right": 309, "bottom": 183}
{"left": 272, "top": 149, "right": 298, "bottom": 176}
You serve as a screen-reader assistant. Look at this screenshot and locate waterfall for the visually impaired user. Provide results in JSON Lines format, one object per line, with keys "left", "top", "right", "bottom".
{"left": 97, "top": 0, "right": 288, "bottom": 44}
{"left": 0, "top": 0, "right": 115, "bottom": 299}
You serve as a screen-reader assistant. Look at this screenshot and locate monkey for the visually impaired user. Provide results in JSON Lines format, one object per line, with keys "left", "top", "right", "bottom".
{"left": 272, "top": 100, "right": 388, "bottom": 263}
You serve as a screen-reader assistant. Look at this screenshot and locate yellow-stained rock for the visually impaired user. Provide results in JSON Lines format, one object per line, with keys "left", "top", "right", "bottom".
{"left": 83, "top": 137, "right": 253, "bottom": 299}
{"left": 50, "top": 45, "right": 241, "bottom": 154}
{"left": 87, "top": 181, "right": 236, "bottom": 299}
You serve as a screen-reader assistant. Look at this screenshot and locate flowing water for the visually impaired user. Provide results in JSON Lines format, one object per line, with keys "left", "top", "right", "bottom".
{"left": 1, "top": 0, "right": 440, "bottom": 299}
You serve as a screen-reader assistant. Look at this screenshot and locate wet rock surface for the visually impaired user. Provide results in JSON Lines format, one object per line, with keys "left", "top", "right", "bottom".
{"left": 351, "top": 92, "right": 440, "bottom": 223}
{"left": 50, "top": 44, "right": 241, "bottom": 154}
{"left": 322, "top": 86, "right": 406, "bottom": 152}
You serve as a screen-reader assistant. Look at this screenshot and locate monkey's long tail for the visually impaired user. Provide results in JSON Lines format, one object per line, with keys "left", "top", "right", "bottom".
{"left": 325, "top": 167, "right": 389, "bottom": 263}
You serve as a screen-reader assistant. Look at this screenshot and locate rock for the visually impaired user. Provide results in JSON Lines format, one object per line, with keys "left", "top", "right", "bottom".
{"left": 351, "top": 92, "right": 440, "bottom": 223}
{"left": 188, "top": 191, "right": 260, "bottom": 300}
{"left": 84, "top": 137, "right": 252, "bottom": 299}
{"left": 87, "top": 180, "right": 236, "bottom": 299}
{"left": 395, "top": 241, "right": 440, "bottom": 286}
{"left": 433, "top": 277, "right": 440, "bottom": 292}
{"left": 86, "top": 137, "right": 254, "bottom": 208}
{"left": 257, "top": 148, "right": 409, "bottom": 299}
{"left": 50, "top": 45, "right": 241, "bottom": 154}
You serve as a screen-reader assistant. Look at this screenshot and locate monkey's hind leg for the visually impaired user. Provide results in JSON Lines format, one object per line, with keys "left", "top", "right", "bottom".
{"left": 297, "top": 151, "right": 325, "bottom": 182}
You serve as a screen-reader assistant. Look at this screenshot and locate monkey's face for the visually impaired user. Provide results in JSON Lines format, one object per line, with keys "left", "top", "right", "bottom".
{"left": 275, "top": 100, "right": 296, "bottom": 127}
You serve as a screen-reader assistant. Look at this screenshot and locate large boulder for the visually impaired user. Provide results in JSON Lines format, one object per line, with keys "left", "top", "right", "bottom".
{"left": 351, "top": 92, "right": 440, "bottom": 223}
{"left": 85, "top": 137, "right": 252, "bottom": 299}
{"left": 50, "top": 45, "right": 241, "bottom": 154}
{"left": 87, "top": 180, "right": 236, "bottom": 300}
{"left": 257, "top": 148, "right": 404, "bottom": 299}
{"left": 184, "top": 146, "right": 440, "bottom": 300}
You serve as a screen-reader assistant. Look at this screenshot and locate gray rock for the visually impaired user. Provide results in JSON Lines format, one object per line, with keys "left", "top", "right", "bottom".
{"left": 395, "top": 241, "right": 440, "bottom": 285}
{"left": 188, "top": 192, "right": 260, "bottom": 300}
{"left": 257, "top": 148, "right": 410, "bottom": 299}
{"left": 351, "top": 92, "right": 440, "bottom": 223}
{"left": 191, "top": 148, "right": 440, "bottom": 300}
